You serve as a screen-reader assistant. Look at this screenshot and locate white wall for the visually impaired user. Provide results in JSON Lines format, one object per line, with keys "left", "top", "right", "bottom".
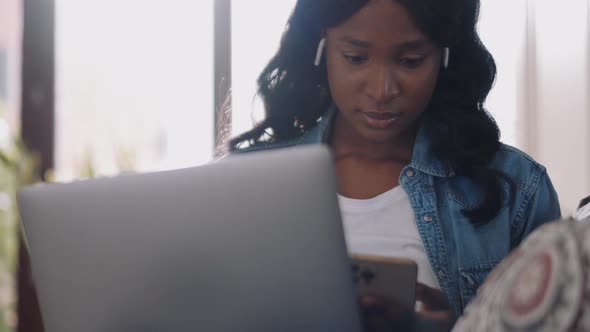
{"left": 524, "top": 0, "right": 590, "bottom": 214}
{"left": 479, "top": 0, "right": 528, "bottom": 147}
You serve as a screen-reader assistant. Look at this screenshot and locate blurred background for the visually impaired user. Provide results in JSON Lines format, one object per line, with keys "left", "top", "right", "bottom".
{"left": 0, "top": 0, "right": 589, "bottom": 331}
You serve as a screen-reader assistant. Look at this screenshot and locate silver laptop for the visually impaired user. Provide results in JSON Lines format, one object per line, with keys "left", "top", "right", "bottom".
{"left": 18, "top": 145, "right": 362, "bottom": 332}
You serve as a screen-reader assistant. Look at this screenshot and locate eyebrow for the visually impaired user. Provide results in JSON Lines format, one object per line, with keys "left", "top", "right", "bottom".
{"left": 398, "top": 39, "right": 431, "bottom": 51}
{"left": 337, "top": 36, "right": 372, "bottom": 48}
{"left": 337, "top": 36, "right": 432, "bottom": 51}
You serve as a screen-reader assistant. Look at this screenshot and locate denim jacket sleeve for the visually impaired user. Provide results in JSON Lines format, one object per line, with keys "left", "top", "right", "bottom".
{"left": 512, "top": 168, "right": 561, "bottom": 247}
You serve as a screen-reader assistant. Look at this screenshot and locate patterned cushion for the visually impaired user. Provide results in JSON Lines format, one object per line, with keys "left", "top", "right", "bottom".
{"left": 453, "top": 219, "right": 590, "bottom": 331}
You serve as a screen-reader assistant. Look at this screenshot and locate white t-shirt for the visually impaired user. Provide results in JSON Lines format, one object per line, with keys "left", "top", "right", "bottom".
{"left": 338, "top": 186, "right": 440, "bottom": 289}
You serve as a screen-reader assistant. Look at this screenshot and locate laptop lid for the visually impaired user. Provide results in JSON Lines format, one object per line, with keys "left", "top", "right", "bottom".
{"left": 18, "top": 145, "right": 362, "bottom": 332}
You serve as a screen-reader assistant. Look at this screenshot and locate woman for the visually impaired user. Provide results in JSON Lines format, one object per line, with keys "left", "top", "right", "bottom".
{"left": 230, "top": 0, "right": 561, "bottom": 327}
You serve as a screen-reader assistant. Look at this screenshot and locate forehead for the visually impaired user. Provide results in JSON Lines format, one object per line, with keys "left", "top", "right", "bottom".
{"left": 327, "top": 0, "right": 427, "bottom": 46}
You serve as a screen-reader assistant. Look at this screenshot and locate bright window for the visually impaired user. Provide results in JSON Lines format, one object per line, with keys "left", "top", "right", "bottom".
{"left": 55, "top": 0, "right": 214, "bottom": 180}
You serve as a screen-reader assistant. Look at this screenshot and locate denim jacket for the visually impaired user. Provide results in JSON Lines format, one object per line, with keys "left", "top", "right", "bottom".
{"left": 238, "top": 108, "right": 561, "bottom": 315}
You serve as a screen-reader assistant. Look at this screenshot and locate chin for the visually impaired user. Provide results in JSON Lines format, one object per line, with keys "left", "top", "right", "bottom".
{"left": 359, "top": 127, "right": 399, "bottom": 144}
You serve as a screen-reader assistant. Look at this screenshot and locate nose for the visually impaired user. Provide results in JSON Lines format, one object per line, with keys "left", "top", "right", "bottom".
{"left": 366, "top": 64, "right": 400, "bottom": 106}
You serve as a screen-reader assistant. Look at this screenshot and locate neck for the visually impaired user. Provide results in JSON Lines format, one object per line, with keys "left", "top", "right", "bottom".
{"left": 330, "top": 115, "right": 416, "bottom": 162}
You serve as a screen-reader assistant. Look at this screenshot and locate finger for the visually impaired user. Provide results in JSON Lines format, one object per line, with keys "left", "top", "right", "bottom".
{"left": 359, "top": 295, "right": 387, "bottom": 317}
{"left": 416, "top": 308, "right": 454, "bottom": 332}
{"left": 359, "top": 295, "right": 383, "bottom": 308}
{"left": 359, "top": 296, "right": 407, "bottom": 321}
{"left": 416, "top": 308, "right": 453, "bottom": 321}
{"left": 415, "top": 284, "right": 449, "bottom": 311}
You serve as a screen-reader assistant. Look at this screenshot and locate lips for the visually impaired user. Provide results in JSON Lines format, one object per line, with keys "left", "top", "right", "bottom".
{"left": 363, "top": 112, "right": 399, "bottom": 120}
{"left": 360, "top": 111, "right": 401, "bottom": 129}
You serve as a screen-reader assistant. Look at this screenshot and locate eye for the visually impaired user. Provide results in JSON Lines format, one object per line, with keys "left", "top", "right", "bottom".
{"left": 399, "top": 56, "right": 426, "bottom": 68}
{"left": 343, "top": 54, "right": 369, "bottom": 66}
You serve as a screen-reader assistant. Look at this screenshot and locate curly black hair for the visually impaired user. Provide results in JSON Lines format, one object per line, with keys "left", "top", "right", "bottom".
{"left": 230, "top": 0, "right": 510, "bottom": 224}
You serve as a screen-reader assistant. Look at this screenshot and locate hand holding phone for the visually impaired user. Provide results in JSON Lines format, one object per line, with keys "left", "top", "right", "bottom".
{"left": 351, "top": 254, "right": 418, "bottom": 318}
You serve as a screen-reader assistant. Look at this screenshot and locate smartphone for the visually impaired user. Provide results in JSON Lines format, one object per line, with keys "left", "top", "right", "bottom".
{"left": 351, "top": 254, "right": 418, "bottom": 317}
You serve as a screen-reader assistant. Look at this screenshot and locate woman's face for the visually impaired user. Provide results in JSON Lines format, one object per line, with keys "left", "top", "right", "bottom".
{"left": 325, "top": 0, "right": 442, "bottom": 144}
